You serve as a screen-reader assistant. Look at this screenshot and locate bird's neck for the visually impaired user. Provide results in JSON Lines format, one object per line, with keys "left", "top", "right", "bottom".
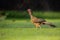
{"left": 27, "top": 9, "right": 34, "bottom": 19}
{"left": 29, "top": 13, "right": 34, "bottom": 19}
{"left": 30, "top": 15, "right": 33, "bottom": 19}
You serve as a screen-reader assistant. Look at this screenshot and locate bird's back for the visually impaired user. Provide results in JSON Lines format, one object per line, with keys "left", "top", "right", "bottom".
{"left": 31, "top": 16, "right": 46, "bottom": 23}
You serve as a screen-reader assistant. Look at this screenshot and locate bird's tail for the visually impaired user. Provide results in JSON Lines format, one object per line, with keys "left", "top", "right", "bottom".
{"left": 42, "top": 22, "right": 56, "bottom": 27}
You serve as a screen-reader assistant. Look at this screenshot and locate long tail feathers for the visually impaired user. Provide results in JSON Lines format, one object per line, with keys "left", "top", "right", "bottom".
{"left": 42, "top": 22, "right": 56, "bottom": 27}
{"left": 49, "top": 24, "right": 56, "bottom": 27}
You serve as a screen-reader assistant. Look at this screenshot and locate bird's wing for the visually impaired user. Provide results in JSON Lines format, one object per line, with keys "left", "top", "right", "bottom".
{"left": 33, "top": 18, "right": 46, "bottom": 23}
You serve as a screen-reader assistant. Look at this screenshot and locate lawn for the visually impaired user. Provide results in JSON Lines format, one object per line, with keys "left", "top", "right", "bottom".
{"left": 0, "top": 19, "right": 60, "bottom": 40}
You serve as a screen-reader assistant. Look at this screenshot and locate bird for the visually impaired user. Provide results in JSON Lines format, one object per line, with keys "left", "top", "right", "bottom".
{"left": 27, "top": 9, "right": 56, "bottom": 28}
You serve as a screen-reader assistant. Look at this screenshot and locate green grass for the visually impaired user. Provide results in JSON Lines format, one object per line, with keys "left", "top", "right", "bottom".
{"left": 0, "top": 19, "right": 60, "bottom": 40}
{"left": 0, "top": 28, "right": 60, "bottom": 40}
{"left": 0, "top": 19, "right": 60, "bottom": 28}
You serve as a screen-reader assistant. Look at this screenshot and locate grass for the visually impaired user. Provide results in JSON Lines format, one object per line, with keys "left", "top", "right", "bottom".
{"left": 0, "top": 19, "right": 60, "bottom": 40}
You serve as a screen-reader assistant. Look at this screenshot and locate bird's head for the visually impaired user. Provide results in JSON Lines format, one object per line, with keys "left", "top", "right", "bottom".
{"left": 27, "top": 9, "right": 31, "bottom": 11}
{"left": 27, "top": 9, "right": 32, "bottom": 15}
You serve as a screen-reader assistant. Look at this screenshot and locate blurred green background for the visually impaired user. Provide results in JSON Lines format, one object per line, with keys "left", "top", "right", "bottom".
{"left": 0, "top": 11, "right": 60, "bottom": 40}
{"left": 0, "top": 10, "right": 60, "bottom": 28}
{"left": 0, "top": 11, "right": 60, "bottom": 19}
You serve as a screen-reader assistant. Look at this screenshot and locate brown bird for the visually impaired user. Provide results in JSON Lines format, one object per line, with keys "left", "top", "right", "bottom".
{"left": 27, "top": 9, "right": 56, "bottom": 28}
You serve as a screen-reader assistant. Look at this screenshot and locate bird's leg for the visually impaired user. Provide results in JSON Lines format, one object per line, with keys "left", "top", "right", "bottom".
{"left": 39, "top": 25, "right": 41, "bottom": 29}
{"left": 35, "top": 23, "right": 41, "bottom": 29}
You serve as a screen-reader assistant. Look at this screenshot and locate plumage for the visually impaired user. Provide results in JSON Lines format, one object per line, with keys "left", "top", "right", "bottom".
{"left": 27, "top": 9, "right": 56, "bottom": 28}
